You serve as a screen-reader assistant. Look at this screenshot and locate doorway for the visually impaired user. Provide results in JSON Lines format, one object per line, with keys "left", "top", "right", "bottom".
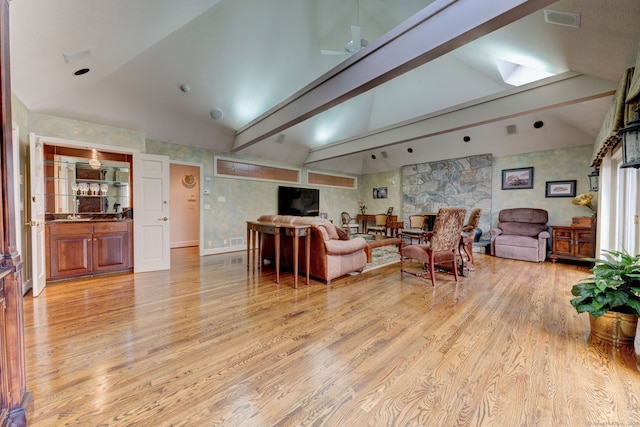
{"left": 170, "top": 163, "right": 201, "bottom": 249}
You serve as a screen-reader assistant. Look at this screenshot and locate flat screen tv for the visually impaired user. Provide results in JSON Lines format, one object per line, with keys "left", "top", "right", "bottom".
{"left": 278, "top": 186, "right": 320, "bottom": 216}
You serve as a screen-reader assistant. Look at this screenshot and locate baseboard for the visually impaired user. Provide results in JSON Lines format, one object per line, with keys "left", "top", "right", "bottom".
{"left": 201, "top": 245, "right": 247, "bottom": 256}
{"left": 170, "top": 240, "right": 199, "bottom": 249}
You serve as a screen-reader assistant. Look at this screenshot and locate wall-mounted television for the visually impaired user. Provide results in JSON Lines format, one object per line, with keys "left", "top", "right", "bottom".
{"left": 278, "top": 186, "right": 320, "bottom": 216}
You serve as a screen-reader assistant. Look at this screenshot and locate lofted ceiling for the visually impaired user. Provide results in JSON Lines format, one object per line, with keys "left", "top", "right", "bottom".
{"left": 9, "top": 0, "right": 640, "bottom": 175}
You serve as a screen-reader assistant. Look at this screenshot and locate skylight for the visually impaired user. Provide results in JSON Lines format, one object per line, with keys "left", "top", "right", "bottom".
{"left": 495, "top": 58, "right": 554, "bottom": 87}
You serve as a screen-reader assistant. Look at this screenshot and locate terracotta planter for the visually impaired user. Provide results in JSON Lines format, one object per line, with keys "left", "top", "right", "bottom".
{"left": 589, "top": 311, "right": 638, "bottom": 347}
{"left": 635, "top": 321, "right": 640, "bottom": 371}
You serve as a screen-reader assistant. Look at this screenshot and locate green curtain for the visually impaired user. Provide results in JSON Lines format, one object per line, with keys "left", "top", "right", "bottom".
{"left": 591, "top": 67, "right": 635, "bottom": 166}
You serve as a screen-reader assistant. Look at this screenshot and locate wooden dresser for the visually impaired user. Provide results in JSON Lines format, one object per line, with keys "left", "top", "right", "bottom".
{"left": 549, "top": 217, "right": 595, "bottom": 263}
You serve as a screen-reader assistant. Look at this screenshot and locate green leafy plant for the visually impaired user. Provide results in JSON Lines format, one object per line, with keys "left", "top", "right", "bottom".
{"left": 570, "top": 250, "right": 640, "bottom": 318}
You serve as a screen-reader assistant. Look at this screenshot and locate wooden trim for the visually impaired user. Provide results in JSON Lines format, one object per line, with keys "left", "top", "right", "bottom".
{"left": 0, "top": 0, "right": 31, "bottom": 423}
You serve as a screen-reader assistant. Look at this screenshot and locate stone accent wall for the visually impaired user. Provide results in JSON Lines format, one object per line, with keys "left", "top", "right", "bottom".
{"left": 402, "top": 154, "right": 492, "bottom": 238}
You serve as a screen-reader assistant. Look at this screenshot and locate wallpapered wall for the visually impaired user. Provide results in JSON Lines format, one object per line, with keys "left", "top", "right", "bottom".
{"left": 15, "top": 103, "right": 595, "bottom": 257}
{"left": 28, "top": 112, "right": 146, "bottom": 152}
{"left": 358, "top": 170, "right": 403, "bottom": 218}
{"left": 492, "top": 145, "right": 595, "bottom": 227}
{"left": 146, "top": 140, "right": 360, "bottom": 251}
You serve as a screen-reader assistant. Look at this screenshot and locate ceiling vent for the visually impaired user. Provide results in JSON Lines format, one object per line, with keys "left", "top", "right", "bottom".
{"left": 544, "top": 10, "right": 580, "bottom": 28}
{"left": 506, "top": 124, "right": 518, "bottom": 135}
{"left": 63, "top": 48, "right": 92, "bottom": 64}
{"left": 381, "top": 151, "right": 388, "bottom": 158}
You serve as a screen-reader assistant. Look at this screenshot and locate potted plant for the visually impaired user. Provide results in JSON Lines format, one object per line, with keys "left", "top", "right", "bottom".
{"left": 570, "top": 250, "right": 640, "bottom": 346}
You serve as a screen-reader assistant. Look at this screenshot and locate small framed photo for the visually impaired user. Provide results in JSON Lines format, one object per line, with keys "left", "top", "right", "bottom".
{"left": 373, "top": 187, "right": 388, "bottom": 199}
{"left": 545, "top": 180, "right": 577, "bottom": 198}
{"left": 502, "top": 167, "right": 534, "bottom": 190}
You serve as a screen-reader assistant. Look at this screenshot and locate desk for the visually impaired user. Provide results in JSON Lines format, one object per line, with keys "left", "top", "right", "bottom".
{"left": 246, "top": 221, "right": 311, "bottom": 288}
{"left": 356, "top": 214, "right": 398, "bottom": 234}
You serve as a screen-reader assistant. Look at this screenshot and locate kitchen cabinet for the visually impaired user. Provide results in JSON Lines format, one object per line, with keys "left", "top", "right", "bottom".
{"left": 549, "top": 222, "right": 595, "bottom": 263}
{"left": 46, "top": 221, "right": 133, "bottom": 280}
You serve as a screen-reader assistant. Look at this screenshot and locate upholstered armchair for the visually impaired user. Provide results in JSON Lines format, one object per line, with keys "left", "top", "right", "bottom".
{"left": 400, "top": 207, "right": 467, "bottom": 286}
{"left": 459, "top": 207, "right": 482, "bottom": 270}
{"left": 490, "top": 208, "right": 549, "bottom": 262}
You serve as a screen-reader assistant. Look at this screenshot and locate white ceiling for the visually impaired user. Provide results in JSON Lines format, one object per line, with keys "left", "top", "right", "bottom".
{"left": 9, "top": 0, "right": 640, "bottom": 175}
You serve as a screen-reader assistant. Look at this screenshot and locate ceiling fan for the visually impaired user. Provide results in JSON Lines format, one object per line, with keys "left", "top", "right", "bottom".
{"left": 321, "top": 0, "right": 368, "bottom": 56}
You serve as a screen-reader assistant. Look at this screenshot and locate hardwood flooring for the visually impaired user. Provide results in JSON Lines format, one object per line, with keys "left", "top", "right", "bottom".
{"left": 23, "top": 248, "right": 640, "bottom": 426}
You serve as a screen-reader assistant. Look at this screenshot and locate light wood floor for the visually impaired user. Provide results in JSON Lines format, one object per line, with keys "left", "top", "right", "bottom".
{"left": 23, "top": 248, "right": 640, "bottom": 426}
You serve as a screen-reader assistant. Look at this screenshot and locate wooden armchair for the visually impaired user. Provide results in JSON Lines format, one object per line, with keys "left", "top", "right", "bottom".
{"left": 400, "top": 207, "right": 467, "bottom": 286}
{"left": 341, "top": 212, "right": 359, "bottom": 234}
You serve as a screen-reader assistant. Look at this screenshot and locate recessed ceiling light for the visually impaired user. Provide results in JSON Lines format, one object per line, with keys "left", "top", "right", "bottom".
{"left": 463, "top": 136, "right": 471, "bottom": 142}
{"left": 534, "top": 120, "right": 544, "bottom": 129}
{"left": 74, "top": 68, "right": 90, "bottom": 76}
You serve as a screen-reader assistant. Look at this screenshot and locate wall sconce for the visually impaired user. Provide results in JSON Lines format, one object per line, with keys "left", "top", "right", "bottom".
{"left": 619, "top": 105, "right": 640, "bottom": 168}
{"left": 588, "top": 167, "right": 599, "bottom": 192}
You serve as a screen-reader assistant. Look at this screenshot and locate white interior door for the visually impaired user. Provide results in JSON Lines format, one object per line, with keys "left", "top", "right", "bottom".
{"left": 134, "top": 153, "right": 171, "bottom": 272}
{"left": 29, "top": 133, "right": 47, "bottom": 296}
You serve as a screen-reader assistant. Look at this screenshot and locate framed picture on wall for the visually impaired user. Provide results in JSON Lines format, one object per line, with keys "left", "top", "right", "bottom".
{"left": 373, "top": 187, "right": 388, "bottom": 199}
{"left": 545, "top": 180, "right": 577, "bottom": 197}
{"left": 501, "top": 167, "right": 534, "bottom": 190}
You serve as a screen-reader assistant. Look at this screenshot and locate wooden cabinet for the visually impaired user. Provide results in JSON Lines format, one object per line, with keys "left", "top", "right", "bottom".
{"left": 549, "top": 222, "right": 595, "bottom": 263}
{"left": 46, "top": 221, "right": 133, "bottom": 280}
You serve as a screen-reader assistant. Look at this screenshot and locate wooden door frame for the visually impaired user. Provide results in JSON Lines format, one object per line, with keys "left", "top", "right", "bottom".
{"left": 0, "top": 0, "right": 32, "bottom": 423}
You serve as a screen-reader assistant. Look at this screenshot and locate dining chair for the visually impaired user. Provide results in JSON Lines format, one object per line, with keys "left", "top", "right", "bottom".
{"left": 400, "top": 215, "right": 427, "bottom": 244}
{"left": 367, "top": 214, "right": 388, "bottom": 235}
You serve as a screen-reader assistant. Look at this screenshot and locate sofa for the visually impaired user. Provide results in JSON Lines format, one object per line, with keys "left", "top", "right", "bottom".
{"left": 256, "top": 215, "right": 368, "bottom": 284}
{"left": 490, "top": 208, "right": 550, "bottom": 262}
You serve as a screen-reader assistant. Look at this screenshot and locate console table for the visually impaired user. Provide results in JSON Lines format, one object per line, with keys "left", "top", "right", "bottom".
{"left": 246, "top": 221, "right": 311, "bottom": 288}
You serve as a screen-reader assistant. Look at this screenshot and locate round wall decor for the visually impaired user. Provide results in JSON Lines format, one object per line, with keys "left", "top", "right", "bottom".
{"left": 182, "top": 174, "right": 196, "bottom": 186}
